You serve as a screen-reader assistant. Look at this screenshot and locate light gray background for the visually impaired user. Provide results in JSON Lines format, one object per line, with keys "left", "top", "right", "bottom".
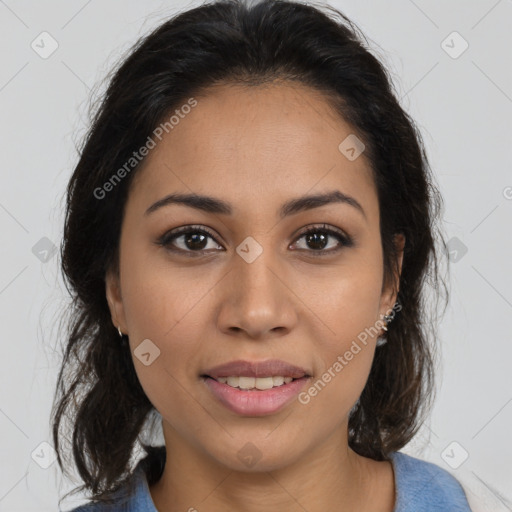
{"left": 0, "top": 0, "right": 511, "bottom": 510}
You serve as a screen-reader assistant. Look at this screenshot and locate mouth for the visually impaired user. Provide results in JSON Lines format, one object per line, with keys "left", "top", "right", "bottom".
{"left": 200, "top": 359, "right": 312, "bottom": 416}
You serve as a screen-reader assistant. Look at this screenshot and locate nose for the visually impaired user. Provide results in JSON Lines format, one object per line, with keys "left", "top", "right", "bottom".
{"left": 216, "top": 246, "right": 298, "bottom": 340}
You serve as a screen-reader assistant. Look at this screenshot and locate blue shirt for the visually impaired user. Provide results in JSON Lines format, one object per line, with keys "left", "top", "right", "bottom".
{"left": 68, "top": 451, "right": 472, "bottom": 511}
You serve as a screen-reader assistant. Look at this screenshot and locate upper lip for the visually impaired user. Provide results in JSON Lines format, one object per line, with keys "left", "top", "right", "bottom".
{"left": 202, "top": 359, "right": 310, "bottom": 379}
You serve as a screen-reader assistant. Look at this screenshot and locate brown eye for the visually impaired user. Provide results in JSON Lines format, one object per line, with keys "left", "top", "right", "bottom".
{"left": 157, "top": 225, "right": 223, "bottom": 255}
{"left": 291, "top": 224, "right": 353, "bottom": 255}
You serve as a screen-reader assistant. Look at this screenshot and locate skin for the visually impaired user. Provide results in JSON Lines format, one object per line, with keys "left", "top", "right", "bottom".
{"left": 106, "top": 81, "right": 403, "bottom": 512}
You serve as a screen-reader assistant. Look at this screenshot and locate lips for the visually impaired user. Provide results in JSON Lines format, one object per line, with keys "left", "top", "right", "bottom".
{"left": 201, "top": 359, "right": 311, "bottom": 380}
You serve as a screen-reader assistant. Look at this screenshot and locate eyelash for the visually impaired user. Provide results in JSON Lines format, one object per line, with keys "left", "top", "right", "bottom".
{"left": 156, "top": 223, "right": 353, "bottom": 258}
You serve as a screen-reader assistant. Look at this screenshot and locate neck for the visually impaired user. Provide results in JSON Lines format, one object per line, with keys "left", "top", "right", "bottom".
{"left": 149, "top": 420, "right": 393, "bottom": 512}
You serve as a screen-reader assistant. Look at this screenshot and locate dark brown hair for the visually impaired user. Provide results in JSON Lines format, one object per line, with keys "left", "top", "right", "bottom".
{"left": 52, "top": 0, "right": 446, "bottom": 505}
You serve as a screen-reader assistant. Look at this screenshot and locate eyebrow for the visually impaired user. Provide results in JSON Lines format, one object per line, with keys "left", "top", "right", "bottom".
{"left": 144, "top": 190, "right": 366, "bottom": 219}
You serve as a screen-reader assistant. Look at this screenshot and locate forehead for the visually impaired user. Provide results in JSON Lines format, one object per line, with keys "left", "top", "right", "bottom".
{"left": 128, "top": 82, "right": 377, "bottom": 219}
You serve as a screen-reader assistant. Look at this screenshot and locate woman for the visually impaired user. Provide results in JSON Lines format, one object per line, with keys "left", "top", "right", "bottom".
{"left": 52, "top": 0, "right": 473, "bottom": 510}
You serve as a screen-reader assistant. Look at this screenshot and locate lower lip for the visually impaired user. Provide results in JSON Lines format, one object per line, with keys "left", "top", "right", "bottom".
{"left": 203, "top": 376, "right": 310, "bottom": 416}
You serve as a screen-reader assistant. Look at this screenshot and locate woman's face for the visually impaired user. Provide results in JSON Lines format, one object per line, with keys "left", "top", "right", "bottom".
{"left": 106, "top": 82, "right": 400, "bottom": 471}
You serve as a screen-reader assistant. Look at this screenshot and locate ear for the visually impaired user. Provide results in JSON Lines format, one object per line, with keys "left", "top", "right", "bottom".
{"left": 105, "top": 267, "right": 128, "bottom": 334}
{"left": 380, "top": 233, "right": 405, "bottom": 316}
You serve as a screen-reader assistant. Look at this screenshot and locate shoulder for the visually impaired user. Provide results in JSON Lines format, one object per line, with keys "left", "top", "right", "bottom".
{"left": 63, "top": 448, "right": 165, "bottom": 512}
{"left": 63, "top": 465, "right": 152, "bottom": 512}
{"left": 389, "top": 451, "right": 472, "bottom": 511}
{"left": 64, "top": 494, "right": 134, "bottom": 512}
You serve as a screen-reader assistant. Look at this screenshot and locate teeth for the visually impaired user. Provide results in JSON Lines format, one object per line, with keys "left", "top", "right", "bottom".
{"left": 215, "top": 376, "right": 296, "bottom": 389}
{"left": 226, "top": 376, "right": 239, "bottom": 387}
{"left": 239, "top": 376, "right": 256, "bottom": 389}
{"left": 273, "top": 376, "right": 285, "bottom": 386}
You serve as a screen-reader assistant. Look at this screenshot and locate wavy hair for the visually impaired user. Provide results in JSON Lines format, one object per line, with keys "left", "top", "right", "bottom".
{"left": 52, "top": 0, "right": 446, "bottom": 505}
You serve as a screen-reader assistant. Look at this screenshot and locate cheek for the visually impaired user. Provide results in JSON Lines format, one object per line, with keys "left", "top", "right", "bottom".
{"left": 119, "top": 235, "right": 212, "bottom": 342}
{"left": 121, "top": 272, "right": 205, "bottom": 374}
{"left": 297, "top": 273, "right": 383, "bottom": 419}
{"left": 303, "top": 256, "right": 384, "bottom": 347}
{"left": 298, "top": 255, "right": 383, "bottom": 407}
{"left": 121, "top": 269, "right": 206, "bottom": 426}
{"left": 118, "top": 244, "right": 211, "bottom": 401}
{"left": 298, "top": 346, "right": 373, "bottom": 427}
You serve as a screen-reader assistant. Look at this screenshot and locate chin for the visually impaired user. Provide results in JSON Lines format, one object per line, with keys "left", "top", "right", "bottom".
{"left": 203, "top": 435, "right": 304, "bottom": 473}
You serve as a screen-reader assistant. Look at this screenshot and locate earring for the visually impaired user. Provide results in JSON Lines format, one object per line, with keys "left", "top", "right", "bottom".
{"left": 117, "top": 325, "right": 123, "bottom": 338}
{"left": 377, "top": 302, "right": 398, "bottom": 347}
{"left": 381, "top": 313, "right": 394, "bottom": 332}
